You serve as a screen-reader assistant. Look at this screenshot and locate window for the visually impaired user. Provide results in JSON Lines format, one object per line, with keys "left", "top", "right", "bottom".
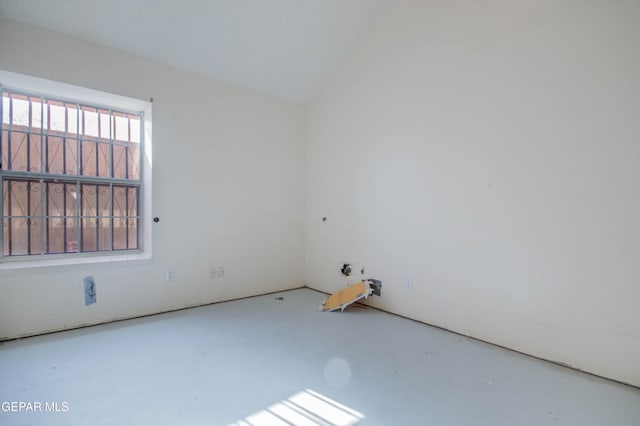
{"left": 1, "top": 76, "right": 150, "bottom": 264}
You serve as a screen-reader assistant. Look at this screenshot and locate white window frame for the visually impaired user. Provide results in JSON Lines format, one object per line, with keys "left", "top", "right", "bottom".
{"left": 0, "top": 70, "right": 152, "bottom": 270}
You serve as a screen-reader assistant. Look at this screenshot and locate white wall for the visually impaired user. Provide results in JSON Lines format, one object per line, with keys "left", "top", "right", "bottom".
{"left": 2, "top": 0, "right": 639, "bottom": 388}
{"left": 305, "top": 0, "right": 640, "bottom": 387}
{"left": 0, "top": 19, "right": 305, "bottom": 339}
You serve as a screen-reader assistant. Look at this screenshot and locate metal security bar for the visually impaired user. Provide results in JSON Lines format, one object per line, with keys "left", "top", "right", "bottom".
{"left": 1, "top": 88, "right": 143, "bottom": 257}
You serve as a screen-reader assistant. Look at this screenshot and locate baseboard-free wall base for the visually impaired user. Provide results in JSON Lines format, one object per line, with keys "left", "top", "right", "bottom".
{"left": 304, "top": 285, "right": 639, "bottom": 391}
{"left": 2, "top": 284, "right": 637, "bottom": 391}
{"left": 0, "top": 286, "right": 305, "bottom": 343}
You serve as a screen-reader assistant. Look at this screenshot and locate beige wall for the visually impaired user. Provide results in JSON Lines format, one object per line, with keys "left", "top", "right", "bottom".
{"left": 0, "top": 18, "right": 305, "bottom": 339}
{"left": 305, "top": 0, "right": 640, "bottom": 387}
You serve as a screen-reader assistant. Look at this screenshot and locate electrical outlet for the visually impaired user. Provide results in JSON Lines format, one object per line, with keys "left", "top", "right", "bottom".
{"left": 210, "top": 267, "right": 217, "bottom": 279}
{"left": 166, "top": 271, "right": 175, "bottom": 281}
{"left": 218, "top": 266, "right": 225, "bottom": 278}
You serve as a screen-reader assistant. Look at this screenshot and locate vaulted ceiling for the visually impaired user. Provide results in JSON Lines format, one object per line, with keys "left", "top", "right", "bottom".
{"left": 0, "top": 0, "right": 390, "bottom": 104}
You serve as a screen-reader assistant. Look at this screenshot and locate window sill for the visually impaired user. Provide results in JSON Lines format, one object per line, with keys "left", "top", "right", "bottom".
{"left": 0, "top": 251, "right": 151, "bottom": 271}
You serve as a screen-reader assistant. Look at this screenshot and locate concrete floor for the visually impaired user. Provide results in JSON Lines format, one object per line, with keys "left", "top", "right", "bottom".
{"left": 1, "top": 288, "right": 639, "bottom": 425}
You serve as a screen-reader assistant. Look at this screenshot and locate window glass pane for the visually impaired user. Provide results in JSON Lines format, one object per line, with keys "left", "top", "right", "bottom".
{"left": 127, "top": 218, "right": 138, "bottom": 249}
{"left": 127, "top": 144, "right": 140, "bottom": 180}
{"left": 82, "top": 184, "right": 97, "bottom": 216}
{"left": 28, "top": 180, "right": 43, "bottom": 218}
{"left": 113, "top": 217, "right": 127, "bottom": 250}
{"left": 81, "top": 140, "right": 97, "bottom": 176}
{"left": 11, "top": 95, "right": 29, "bottom": 127}
{"left": 81, "top": 218, "right": 97, "bottom": 252}
{"left": 113, "top": 144, "right": 127, "bottom": 179}
{"left": 29, "top": 216, "right": 43, "bottom": 255}
{"left": 47, "top": 217, "right": 65, "bottom": 254}
{"left": 65, "top": 217, "right": 78, "bottom": 253}
{"left": 47, "top": 100, "right": 66, "bottom": 134}
{"left": 66, "top": 184, "right": 79, "bottom": 216}
{"left": 28, "top": 133, "right": 42, "bottom": 173}
{"left": 2, "top": 217, "right": 8, "bottom": 256}
{"left": 114, "top": 114, "right": 128, "bottom": 141}
{"left": 47, "top": 136, "right": 65, "bottom": 174}
{"left": 97, "top": 142, "right": 110, "bottom": 177}
{"left": 97, "top": 185, "right": 110, "bottom": 217}
{"left": 29, "top": 181, "right": 44, "bottom": 255}
{"left": 113, "top": 186, "right": 127, "bottom": 217}
{"left": 82, "top": 107, "right": 99, "bottom": 138}
{"left": 130, "top": 117, "right": 140, "bottom": 143}
{"left": 99, "top": 110, "right": 110, "bottom": 140}
{"left": 1, "top": 129, "right": 7, "bottom": 170}
{"left": 98, "top": 217, "right": 111, "bottom": 251}
{"left": 65, "top": 137, "right": 78, "bottom": 175}
{"left": 113, "top": 186, "right": 138, "bottom": 250}
{"left": 2, "top": 180, "right": 7, "bottom": 217}
{"left": 67, "top": 104, "right": 78, "bottom": 135}
{"left": 30, "top": 98, "right": 46, "bottom": 131}
{"left": 47, "top": 182, "right": 65, "bottom": 217}
{"left": 8, "top": 131, "right": 28, "bottom": 171}
{"left": 128, "top": 187, "right": 138, "bottom": 216}
{"left": 9, "top": 218, "right": 28, "bottom": 255}
{"left": 9, "top": 180, "right": 28, "bottom": 216}
{"left": 2, "top": 93, "right": 9, "bottom": 126}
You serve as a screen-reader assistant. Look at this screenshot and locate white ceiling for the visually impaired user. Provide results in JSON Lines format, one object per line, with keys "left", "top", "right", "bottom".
{"left": 0, "top": 0, "right": 390, "bottom": 104}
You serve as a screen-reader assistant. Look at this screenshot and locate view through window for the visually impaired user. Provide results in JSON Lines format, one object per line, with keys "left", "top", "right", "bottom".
{"left": 1, "top": 88, "right": 143, "bottom": 257}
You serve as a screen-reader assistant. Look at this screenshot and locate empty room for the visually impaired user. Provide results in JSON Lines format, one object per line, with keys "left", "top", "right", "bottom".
{"left": 1, "top": 0, "right": 639, "bottom": 425}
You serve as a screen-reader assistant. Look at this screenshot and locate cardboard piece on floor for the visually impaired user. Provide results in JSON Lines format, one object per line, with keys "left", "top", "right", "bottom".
{"left": 320, "top": 279, "right": 382, "bottom": 312}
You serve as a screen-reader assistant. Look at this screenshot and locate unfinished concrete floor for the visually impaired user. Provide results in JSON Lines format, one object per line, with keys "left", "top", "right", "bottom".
{"left": 1, "top": 288, "right": 639, "bottom": 425}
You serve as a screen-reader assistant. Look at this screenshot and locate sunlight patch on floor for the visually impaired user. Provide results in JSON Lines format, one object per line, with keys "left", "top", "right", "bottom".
{"left": 229, "top": 388, "right": 364, "bottom": 426}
